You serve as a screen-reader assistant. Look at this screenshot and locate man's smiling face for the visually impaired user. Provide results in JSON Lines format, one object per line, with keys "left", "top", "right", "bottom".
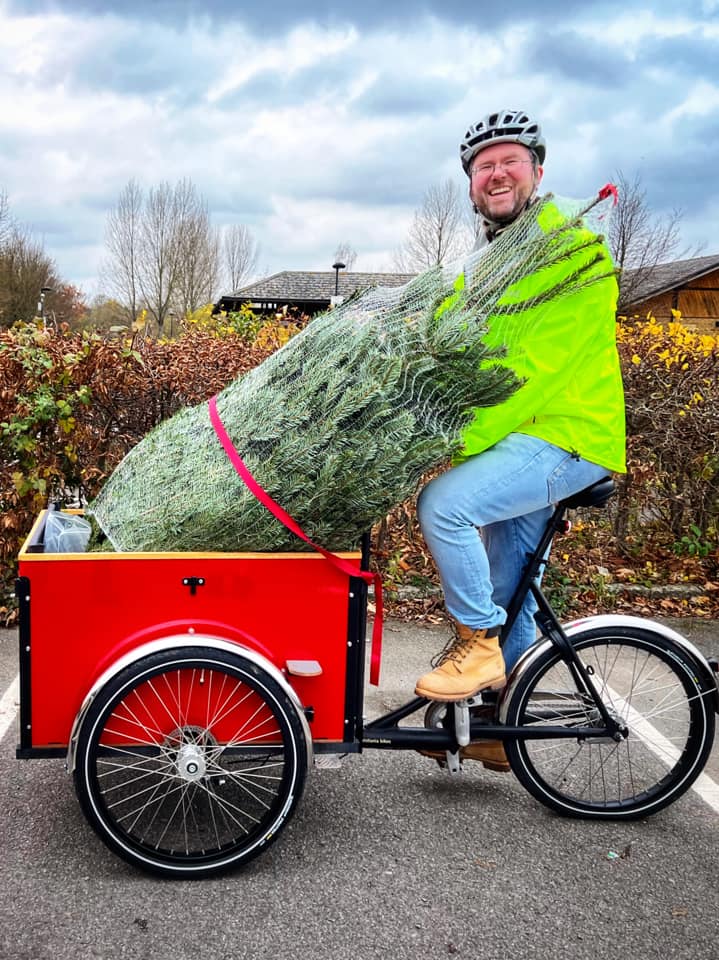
{"left": 469, "top": 141, "right": 543, "bottom": 224}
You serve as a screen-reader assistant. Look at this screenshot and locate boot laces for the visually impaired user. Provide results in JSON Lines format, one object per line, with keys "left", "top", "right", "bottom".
{"left": 430, "top": 628, "right": 475, "bottom": 669}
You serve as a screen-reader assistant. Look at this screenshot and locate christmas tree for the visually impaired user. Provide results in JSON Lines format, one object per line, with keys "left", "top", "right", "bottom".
{"left": 88, "top": 192, "right": 615, "bottom": 553}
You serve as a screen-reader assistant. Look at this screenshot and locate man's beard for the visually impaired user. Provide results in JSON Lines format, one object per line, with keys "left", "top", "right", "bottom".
{"left": 479, "top": 193, "right": 540, "bottom": 242}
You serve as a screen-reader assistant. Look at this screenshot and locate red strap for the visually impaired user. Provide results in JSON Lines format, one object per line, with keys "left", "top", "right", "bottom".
{"left": 208, "top": 395, "right": 384, "bottom": 685}
{"left": 598, "top": 183, "right": 619, "bottom": 205}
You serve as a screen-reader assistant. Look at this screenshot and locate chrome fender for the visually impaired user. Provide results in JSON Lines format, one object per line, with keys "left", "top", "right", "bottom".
{"left": 499, "top": 614, "right": 719, "bottom": 724}
{"left": 67, "top": 634, "right": 313, "bottom": 773}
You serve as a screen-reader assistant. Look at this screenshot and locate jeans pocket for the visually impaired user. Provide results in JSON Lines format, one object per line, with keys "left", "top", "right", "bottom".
{"left": 546, "top": 455, "right": 574, "bottom": 504}
{"left": 547, "top": 453, "right": 608, "bottom": 505}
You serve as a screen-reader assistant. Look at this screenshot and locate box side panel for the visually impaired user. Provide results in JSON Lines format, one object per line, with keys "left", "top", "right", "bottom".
{"left": 19, "top": 551, "right": 361, "bottom": 747}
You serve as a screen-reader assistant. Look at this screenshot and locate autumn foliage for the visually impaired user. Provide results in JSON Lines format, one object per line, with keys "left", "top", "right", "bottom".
{"left": 0, "top": 321, "right": 276, "bottom": 622}
{"left": 614, "top": 317, "right": 719, "bottom": 546}
{"left": 1, "top": 313, "right": 718, "bottom": 626}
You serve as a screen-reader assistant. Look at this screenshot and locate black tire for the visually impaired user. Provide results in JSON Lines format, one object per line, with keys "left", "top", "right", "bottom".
{"left": 504, "top": 625, "right": 715, "bottom": 819}
{"left": 74, "top": 646, "right": 308, "bottom": 878}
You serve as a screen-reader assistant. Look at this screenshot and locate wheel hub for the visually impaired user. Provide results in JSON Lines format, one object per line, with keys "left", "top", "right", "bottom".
{"left": 176, "top": 743, "right": 207, "bottom": 781}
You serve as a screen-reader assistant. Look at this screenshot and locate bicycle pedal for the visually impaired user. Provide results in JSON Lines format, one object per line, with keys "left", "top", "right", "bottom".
{"left": 443, "top": 751, "right": 462, "bottom": 774}
{"left": 453, "top": 701, "right": 471, "bottom": 747}
{"left": 471, "top": 704, "right": 497, "bottom": 723}
{"left": 478, "top": 688, "right": 500, "bottom": 705}
{"left": 457, "top": 694, "right": 484, "bottom": 709}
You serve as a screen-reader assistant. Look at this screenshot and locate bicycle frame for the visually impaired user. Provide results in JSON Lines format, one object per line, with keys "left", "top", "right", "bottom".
{"left": 360, "top": 483, "right": 627, "bottom": 753}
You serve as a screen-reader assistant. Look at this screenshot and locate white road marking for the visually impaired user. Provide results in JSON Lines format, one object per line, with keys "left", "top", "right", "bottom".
{"left": 0, "top": 671, "right": 716, "bottom": 813}
{"left": 0, "top": 674, "right": 19, "bottom": 742}
{"left": 609, "top": 685, "right": 719, "bottom": 815}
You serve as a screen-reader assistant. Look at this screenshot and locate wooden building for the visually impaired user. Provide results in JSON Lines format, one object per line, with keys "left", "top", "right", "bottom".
{"left": 622, "top": 254, "right": 719, "bottom": 334}
{"left": 216, "top": 255, "right": 719, "bottom": 335}
{"left": 216, "top": 270, "right": 417, "bottom": 318}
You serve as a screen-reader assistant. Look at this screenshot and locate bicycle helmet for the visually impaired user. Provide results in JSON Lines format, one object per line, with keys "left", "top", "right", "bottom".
{"left": 460, "top": 109, "right": 546, "bottom": 175}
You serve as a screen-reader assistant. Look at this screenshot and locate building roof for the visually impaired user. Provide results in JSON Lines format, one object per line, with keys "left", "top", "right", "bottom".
{"left": 220, "top": 254, "right": 719, "bottom": 315}
{"left": 625, "top": 254, "right": 719, "bottom": 305}
{"left": 220, "top": 270, "right": 418, "bottom": 308}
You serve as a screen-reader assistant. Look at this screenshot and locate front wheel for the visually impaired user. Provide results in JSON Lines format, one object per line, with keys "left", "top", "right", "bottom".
{"left": 74, "top": 647, "right": 309, "bottom": 878}
{"left": 504, "top": 624, "right": 715, "bottom": 819}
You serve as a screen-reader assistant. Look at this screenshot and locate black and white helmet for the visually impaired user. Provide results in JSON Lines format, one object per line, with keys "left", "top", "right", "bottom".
{"left": 460, "top": 109, "right": 546, "bottom": 175}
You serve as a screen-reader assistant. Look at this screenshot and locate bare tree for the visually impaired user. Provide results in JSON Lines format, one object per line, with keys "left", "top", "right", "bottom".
{"left": 101, "top": 178, "right": 143, "bottom": 326}
{"left": 0, "top": 191, "right": 12, "bottom": 248}
{"left": 0, "top": 224, "right": 58, "bottom": 327}
{"left": 333, "top": 242, "right": 357, "bottom": 272}
{"left": 173, "top": 192, "right": 221, "bottom": 317}
{"left": 610, "top": 171, "right": 697, "bottom": 311}
{"left": 394, "top": 179, "right": 472, "bottom": 271}
{"left": 102, "top": 178, "right": 222, "bottom": 336}
{"left": 134, "top": 181, "right": 180, "bottom": 336}
{"left": 224, "top": 224, "right": 259, "bottom": 292}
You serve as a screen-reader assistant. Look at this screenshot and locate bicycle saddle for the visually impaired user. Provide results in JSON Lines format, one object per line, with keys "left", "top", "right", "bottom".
{"left": 558, "top": 475, "right": 616, "bottom": 510}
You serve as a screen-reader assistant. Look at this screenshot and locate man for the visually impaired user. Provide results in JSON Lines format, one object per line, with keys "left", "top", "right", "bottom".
{"left": 414, "top": 109, "right": 626, "bottom": 769}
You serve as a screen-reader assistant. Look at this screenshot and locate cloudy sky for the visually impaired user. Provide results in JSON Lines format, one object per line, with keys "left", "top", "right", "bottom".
{"left": 1, "top": 0, "right": 718, "bottom": 299}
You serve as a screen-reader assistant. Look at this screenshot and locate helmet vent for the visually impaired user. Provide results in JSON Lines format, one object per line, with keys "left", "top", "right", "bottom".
{"left": 459, "top": 109, "right": 546, "bottom": 173}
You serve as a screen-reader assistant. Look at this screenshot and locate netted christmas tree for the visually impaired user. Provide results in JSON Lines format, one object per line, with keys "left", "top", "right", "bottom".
{"left": 88, "top": 191, "right": 616, "bottom": 553}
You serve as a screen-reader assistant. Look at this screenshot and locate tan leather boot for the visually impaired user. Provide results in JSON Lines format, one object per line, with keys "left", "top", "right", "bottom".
{"left": 420, "top": 740, "right": 510, "bottom": 773}
{"left": 414, "top": 623, "right": 506, "bottom": 701}
{"left": 462, "top": 740, "right": 510, "bottom": 771}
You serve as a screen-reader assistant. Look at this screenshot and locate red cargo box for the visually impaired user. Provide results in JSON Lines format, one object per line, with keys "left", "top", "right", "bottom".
{"left": 17, "top": 511, "right": 368, "bottom": 755}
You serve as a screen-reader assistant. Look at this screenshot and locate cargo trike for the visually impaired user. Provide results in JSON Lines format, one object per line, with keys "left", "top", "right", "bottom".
{"left": 16, "top": 476, "right": 719, "bottom": 878}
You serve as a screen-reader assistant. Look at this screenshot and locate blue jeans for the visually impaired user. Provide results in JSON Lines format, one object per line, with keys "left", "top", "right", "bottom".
{"left": 417, "top": 434, "right": 608, "bottom": 671}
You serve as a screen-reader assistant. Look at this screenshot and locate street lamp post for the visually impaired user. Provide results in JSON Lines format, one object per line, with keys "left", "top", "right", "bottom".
{"left": 332, "top": 261, "right": 345, "bottom": 297}
{"left": 37, "top": 286, "right": 53, "bottom": 329}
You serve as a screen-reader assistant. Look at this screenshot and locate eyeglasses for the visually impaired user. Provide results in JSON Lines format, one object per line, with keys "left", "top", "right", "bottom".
{"left": 471, "top": 158, "right": 534, "bottom": 177}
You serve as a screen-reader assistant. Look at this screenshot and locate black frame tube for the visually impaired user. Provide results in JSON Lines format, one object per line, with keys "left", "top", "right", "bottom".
{"left": 15, "top": 576, "right": 32, "bottom": 756}
{"left": 359, "top": 490, "right": 625, "bottom": 752}
{"left": 362, "top": 722, "right": 614, "bottom": 751}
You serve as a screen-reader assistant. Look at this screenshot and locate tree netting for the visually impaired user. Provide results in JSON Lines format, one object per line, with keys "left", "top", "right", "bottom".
{"left": 88, "top": 191, "right": 616, "bottom": 553}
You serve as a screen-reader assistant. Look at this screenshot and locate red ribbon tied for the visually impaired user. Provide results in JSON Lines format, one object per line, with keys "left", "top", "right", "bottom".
{"left": 208, "top": 395, "right": 384, "bottom": 685}
{"left": 598, "top": 183, "right": 619, "bottom": 205}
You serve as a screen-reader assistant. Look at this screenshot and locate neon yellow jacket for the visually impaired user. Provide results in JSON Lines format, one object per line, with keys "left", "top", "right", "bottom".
{"left": 450, "top": 203, "right": 626, "bottom": 472}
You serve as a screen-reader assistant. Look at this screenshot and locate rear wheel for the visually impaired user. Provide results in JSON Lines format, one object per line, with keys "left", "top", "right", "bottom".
{"left": 74, "top": 647, "right": 308, "bottom": 877}
{"left": 504, "top": 625, "right": 715, "bottom": 819}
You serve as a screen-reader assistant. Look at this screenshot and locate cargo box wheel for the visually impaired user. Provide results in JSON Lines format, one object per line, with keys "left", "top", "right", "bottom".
{"left": 73, "top": 646, "right": 309, "bottom": 878}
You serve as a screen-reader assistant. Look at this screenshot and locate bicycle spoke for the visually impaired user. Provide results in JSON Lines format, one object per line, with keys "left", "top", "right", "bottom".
{"left": 508, "top": 629, "right": 713, "bottom": 817}
{"left": 76, "top": 653, "right": 307, "bottom": 871}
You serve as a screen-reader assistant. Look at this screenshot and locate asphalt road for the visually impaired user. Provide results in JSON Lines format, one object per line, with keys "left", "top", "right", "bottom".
{"left": 1, "top": 618, "right": 718, "bottom": 960}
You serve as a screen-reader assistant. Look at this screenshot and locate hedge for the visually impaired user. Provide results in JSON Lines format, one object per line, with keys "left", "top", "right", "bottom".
{"left": 1, "top": 316, "right": 717, "bottom": 625}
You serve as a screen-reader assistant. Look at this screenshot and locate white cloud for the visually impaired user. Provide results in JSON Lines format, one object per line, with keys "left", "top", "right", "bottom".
{"left": 577, "top": 9, "right": 718, "bottom": 47}
{"left": 664, "top": 80, "right": 719, "bottom": 124}
{"left": 0, "top": 0, "right": 716, "bottom": 297}
{"left": 262, "top": 193, "right": 414, "bottom": 271}
{"left": 207, "top": 23, "right": 358, "bottom": 103}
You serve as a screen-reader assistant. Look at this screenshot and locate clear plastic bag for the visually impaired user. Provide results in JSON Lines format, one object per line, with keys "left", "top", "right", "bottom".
{"left": 44, "top": 511, "right": 92, "bottom": 553}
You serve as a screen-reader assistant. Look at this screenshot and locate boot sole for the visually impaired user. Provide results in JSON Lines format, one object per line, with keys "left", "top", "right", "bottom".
{"left": 478, "top": 759, "right": 511, "bottom": 773}
{"left": 414, "top": 674, "right": 506, "bottom": 702}
{"left": 419, "top": 749, "right": 510, "bottom": 773}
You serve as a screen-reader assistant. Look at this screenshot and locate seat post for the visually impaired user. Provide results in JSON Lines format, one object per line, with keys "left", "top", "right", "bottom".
{"left": 498, "top": 477, "right": 615, "bottom": 644}
{"left": 501, "top": 501, "right": 569, "bottom": 640}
